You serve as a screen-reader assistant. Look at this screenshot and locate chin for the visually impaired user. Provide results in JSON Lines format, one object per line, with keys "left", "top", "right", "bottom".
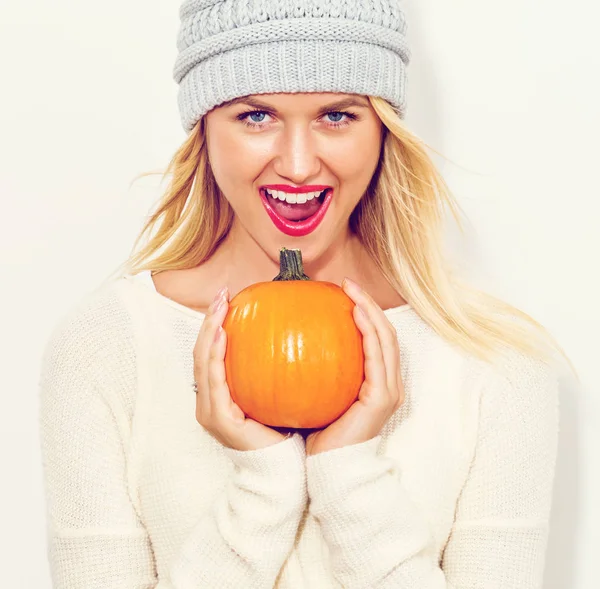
{"left": 267, "top": 234, "right": 340, "bottom": 277}
{"left": 252, "top": 204, "right": 352, "bottom": 271}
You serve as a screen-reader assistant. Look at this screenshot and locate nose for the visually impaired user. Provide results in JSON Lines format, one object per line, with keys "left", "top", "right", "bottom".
{"left": 272, "top": 124, "right": 322, "bottom": 185}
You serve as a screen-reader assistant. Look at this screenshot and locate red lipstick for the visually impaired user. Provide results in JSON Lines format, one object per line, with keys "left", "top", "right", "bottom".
{"left": 260, "top": 188, "right": 333, "bottom": 237}
{"left": 262, "top": 184, "right": 332, "bottom": 194}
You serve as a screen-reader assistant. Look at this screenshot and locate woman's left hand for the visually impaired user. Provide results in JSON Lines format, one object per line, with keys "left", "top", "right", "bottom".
{"left": 306, "top": 278, "right": 405, "bottom": 456}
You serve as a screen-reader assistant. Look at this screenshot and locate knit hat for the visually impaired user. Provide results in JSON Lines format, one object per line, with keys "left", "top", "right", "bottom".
{"left": 173, "top": 0, "right": 411, "bottom": 133}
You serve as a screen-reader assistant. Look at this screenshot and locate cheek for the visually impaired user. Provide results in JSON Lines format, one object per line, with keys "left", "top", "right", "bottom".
{"left": 327, "top": 132, "right": 382, "bottom": 185}
{"left": 206, "top": 134, "right": 272, "bottom": 220}
{"left": 207, "top": 133, "right": 263, "bottom": 193}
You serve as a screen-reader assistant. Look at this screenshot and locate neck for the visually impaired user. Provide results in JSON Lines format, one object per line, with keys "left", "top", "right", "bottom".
{"left": 204, "top": 218, "right": 376, "bottom": 297}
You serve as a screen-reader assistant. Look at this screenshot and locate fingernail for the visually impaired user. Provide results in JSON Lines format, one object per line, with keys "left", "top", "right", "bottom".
{"left": 215, "top": 296, "right": 227, "bottom": 312}
{"left": 209, "top": 286, "right": 228, "bottom": 314}
{"left": 213, "top": 325, "right": 223, "bottom": 343}
{"left": 343, "top": 277, "right": 359, "bottom": 291}
{"left": 213, "top": 286, "right": 228, "bottom": 302}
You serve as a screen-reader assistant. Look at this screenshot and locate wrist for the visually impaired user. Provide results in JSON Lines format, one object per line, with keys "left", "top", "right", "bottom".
{"left": 306, "top": 435, "right": 386, "bottom": 507}
{"left": 224, "top": 431, "right": 307, "bottom": 477}
{"left": 307, "top": 433, "right": 380, "bottom": 456}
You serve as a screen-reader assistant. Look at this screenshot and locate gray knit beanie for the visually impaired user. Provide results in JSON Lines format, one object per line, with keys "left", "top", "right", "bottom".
{"left": 173, "top": 0, "right": 411, "bottom": 133}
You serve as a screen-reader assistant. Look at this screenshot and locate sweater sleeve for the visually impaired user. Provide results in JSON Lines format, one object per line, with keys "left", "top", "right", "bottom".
{"left": 305, "top": 354, "right": 559, "bottom": 589}
{"left": 169, "top": 435, "right": 307, "bottom": 588}
{"left": 39, "top": 311, "right": 307, "bottom": 589}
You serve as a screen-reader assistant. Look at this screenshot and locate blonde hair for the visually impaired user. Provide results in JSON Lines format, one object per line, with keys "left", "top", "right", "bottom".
{"left": 110, "top": 96, "right": 575, "bottom": 376}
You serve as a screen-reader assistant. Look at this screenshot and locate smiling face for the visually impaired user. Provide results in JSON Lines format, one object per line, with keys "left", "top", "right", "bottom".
{"left": 204, "top": 92, "right": 384, "bottom": 263}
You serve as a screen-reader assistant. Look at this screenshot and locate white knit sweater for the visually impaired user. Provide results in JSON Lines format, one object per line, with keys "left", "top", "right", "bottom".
{"left": 38, "top": 271, "right": 559, "bottom": 589}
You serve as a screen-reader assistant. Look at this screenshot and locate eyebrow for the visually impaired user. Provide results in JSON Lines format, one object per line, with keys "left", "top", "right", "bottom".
{"left": 223, "top": 95, "right": 370, "bottom": 115}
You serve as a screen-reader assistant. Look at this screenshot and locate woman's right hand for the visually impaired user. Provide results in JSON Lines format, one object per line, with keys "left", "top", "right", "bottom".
{"left": 193, "top": 286, "right": 290, "bottom": 452}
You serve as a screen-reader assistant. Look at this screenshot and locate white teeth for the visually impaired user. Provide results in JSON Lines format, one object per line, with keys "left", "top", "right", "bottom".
{"left": 264, "top": 189, "right": 324, "bottom": 204}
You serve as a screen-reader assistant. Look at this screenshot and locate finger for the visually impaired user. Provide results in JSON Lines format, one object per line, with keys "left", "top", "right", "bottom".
{"left": 376, "top": 322, "right": 399, "bottom": 397}
{"left": 381, "top": 324, "right": 400, "bottom": 401}
{"left": 353, "top": 304, "right": 387, "bottom": 393}
{"left": 207, "top": 326, "right": 235, "bottom": 418}
{"left": 194, "top": 328, "right": 212, "bottom": 421}
{"left": 196, "top": 287, "right": 229, "bottom": 364}
{"left": 195, "top": 288, "right": 228, "bottom": 420}
{"left": 395, "top": 362, "right": 405, "bottom": 410}
{"left": 344, "top": 279, "right": 399, "bottom": 392}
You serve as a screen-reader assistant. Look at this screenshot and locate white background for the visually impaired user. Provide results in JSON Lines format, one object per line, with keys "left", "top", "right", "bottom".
{"left": 1, "top": 0, "right": 598, "bottom": 587}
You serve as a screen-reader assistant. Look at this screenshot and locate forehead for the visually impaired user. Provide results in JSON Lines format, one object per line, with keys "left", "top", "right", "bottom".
{"left": 219, "top": 92, "right": 370, "bottom": 111}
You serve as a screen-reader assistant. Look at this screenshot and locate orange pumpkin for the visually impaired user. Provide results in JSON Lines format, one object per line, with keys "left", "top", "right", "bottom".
{"left": 222, "top": 247, "right": 364, "bottom": 429}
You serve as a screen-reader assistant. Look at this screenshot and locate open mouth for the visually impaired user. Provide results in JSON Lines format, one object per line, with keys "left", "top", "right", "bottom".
{"left": 259, "top": 188, "right": 334, "bottom": 237}
{"left": 261, "top": 188, "right": 328, "bottom": 222}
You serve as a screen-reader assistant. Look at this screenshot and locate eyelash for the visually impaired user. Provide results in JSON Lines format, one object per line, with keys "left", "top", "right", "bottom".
{"left": 236, "top": 110, "right": 359, "bottom": 129}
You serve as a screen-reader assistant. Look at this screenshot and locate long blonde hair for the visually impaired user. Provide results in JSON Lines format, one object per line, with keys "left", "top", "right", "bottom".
{"left": 109, "top": 96, "right": 574, "bottom": 376}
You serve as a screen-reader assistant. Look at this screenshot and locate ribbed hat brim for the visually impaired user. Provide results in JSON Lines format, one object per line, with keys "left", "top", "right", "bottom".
{"left": 176, "top": 38, "right": 409, "bottom": 132}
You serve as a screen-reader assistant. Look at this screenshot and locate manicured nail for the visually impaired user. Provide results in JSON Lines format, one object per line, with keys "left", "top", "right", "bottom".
{"left": 210, "top": 286, "right": 227, "bottom": 308}
{"left": 213, "top": 326, "right": 223, "bottom": 343}
{"left": 215, "top": 296, "right": 227, "bottom": 312}
{"left": 209, "top": 287, "right": 227, "bottom": 314}
{"left": 343, "top": 277, "right": 359, "bottom": 291}
{"left": 213, "top": 286, "right": 228, "bottom": 302}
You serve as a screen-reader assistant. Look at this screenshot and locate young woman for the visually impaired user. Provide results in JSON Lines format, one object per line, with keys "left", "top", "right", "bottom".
{"left": 39, "top": 1, "right": 573, "bottom": 587}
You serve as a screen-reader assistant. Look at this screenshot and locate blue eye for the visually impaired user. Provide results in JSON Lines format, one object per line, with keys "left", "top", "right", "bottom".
{"left": 326, "top": 112, "right": 344, "bottom": 123}
{"left": 237, "top": 110, "right": 359, "bottom": 129}
{"left": 249, "top": 112, "right": 267, "bottom": 124}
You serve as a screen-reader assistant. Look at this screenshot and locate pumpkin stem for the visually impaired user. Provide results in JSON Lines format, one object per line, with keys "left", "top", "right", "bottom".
{"left": 273, "top": 247, "right": 311, "bottom": 281}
